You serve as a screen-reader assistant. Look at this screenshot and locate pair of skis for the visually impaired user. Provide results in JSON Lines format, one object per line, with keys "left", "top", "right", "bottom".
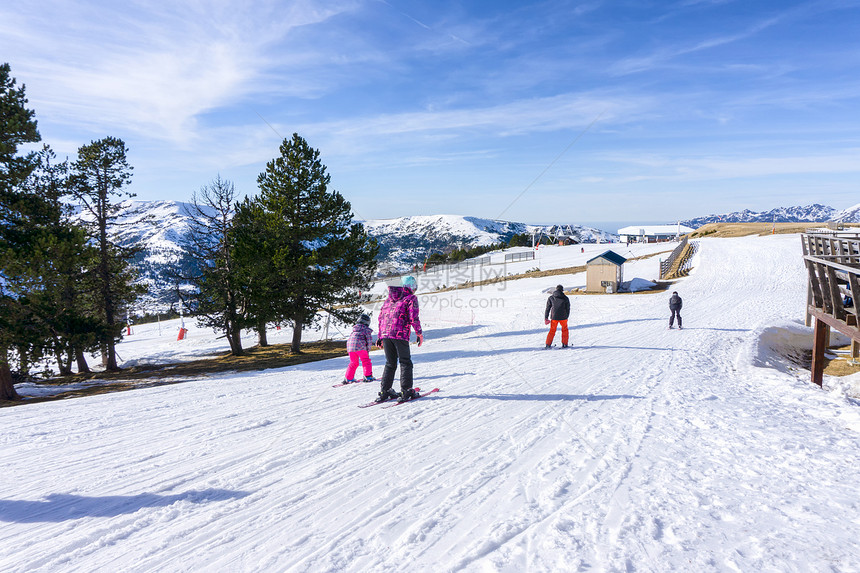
{"left": 357, "top": 387, "right": 440, "bottom": 408}
{"left": 332, "top": 379, "right": 374, "bottom": 388}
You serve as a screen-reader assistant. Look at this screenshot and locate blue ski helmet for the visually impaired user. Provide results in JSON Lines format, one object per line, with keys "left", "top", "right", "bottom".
{"left": 401, "top": 275, "right": 417, "bottom": 291}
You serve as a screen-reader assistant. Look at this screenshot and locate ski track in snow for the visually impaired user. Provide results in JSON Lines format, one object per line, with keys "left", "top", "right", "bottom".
{"left": 4, "top": 235, "right": 860, "bottom": 572}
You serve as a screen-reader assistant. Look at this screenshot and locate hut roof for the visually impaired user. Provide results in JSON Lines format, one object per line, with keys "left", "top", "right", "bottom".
{"left": 587, "top": 250, "right": 627, "bottom": 266}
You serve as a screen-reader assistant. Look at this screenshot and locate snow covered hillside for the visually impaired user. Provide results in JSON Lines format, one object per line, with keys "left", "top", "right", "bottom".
{"left": 835, "top": 202, "right": 860, "bottom": 223}
{"left": 73, "top": 200, "right": 204, "bottom": 312}
{"left": 73, "top": 202, "right": 619, "bottom": 309}
{"left": 361, "top": 214, "right": 616, "bottom": 271}
{"left": 4, "top": 235, "right": 860, "bottom": 572}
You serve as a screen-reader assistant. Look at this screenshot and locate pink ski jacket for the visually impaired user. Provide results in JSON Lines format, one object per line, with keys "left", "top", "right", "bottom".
{"left": 377, "top": 286, "right": 422, "bottom": 341}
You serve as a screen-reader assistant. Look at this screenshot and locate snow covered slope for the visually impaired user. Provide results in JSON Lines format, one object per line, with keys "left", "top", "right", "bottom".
{"left": 4, "top": 233, "right": 860, "bottom": 571}
{"left": 73, "top": 200, "right": 204, "bottom": 312}
{"left": 76, "top": 202, "right": 618, "bottom": 308}
{"left": 834, "top": 202, "right": 860, "bottom": 223}
{"left": 363, "top": 214, "right": 615, "bottom": 270}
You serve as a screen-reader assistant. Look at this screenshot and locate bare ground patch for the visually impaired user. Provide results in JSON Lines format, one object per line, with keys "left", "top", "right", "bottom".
{"left": 784, "top": 345, "right": 860, "bottom": 378}
{"left": 1, "top": 340, "right": 351, "bottom": 408}
{"left": 691, "top": 222, "right": 860, "bottom": 239}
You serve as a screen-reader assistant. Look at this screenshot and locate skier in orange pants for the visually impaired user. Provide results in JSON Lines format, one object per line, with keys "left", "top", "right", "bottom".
{"left": 544, "top": 285, "right": 570, "bottom": 348}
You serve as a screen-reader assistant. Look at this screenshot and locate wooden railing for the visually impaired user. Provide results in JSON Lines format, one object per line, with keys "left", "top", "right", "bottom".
{"left": 659, "top": 236, "right": 689, "bottom": 279}
{"left": 801, "top": 232, "right": 860, "bottom": 385}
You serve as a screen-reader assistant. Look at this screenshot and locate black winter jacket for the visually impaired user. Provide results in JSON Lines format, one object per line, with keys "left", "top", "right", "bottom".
{"left": 545, "top": 288, "right": 571, "bottom": 321}
{"left": 669, "top": 294, "right": 683, "bottom": 311}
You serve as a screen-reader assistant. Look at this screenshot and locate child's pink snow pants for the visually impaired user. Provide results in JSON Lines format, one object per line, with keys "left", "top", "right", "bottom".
{"left": 345, "top": 350, "right": 373, "bottom": 380}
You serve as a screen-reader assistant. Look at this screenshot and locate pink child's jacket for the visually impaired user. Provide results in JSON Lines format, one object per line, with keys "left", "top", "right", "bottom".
{"left": 347, "top": 323, "right": 373, "bottom": 353}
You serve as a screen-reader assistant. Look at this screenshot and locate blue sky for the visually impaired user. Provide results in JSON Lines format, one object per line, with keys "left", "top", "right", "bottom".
{"left": 2, "top": 0, "right": 859, "bottom": 224}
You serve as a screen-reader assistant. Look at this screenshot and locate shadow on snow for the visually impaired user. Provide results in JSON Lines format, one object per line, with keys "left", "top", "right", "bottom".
{"left": 0, "top": 488, "right": 250, "bottom": 523}
{"left": 436, "top": 393, "right": 645, "bottom": 402}
{"left": 471, "top": 318, "right": 667, "bottom": 340}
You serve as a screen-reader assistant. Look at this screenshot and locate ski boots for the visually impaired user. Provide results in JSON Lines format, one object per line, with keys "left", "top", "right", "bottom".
{"left": 374, "top": 388, "right": 400, "bottom": 403}
{"left": 398, "top": 388, "right": 419, "bottom": 403}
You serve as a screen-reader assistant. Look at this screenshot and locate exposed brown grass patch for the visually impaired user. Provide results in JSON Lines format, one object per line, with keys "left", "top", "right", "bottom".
{"left": 786, "top": 345, "right": 860, "bottom": 378}
{"left": 690, "top": 222, "right": 860, "bottom": 239}
{"left": 1, "top": 340, "right": 352, "bottom": 408}
{"left": 824, "top": 345, "right": 860, "bottom": 376}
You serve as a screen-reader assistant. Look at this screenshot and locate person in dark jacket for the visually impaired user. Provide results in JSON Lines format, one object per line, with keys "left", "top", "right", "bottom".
{"left": 544, "top": 285, "right": 571, "bottom": 348}
{"left": 668, "top": 291, "right": 683, "bottom": 329}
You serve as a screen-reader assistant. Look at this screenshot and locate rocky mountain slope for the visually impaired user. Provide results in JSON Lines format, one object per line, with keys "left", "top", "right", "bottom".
{"left": 77, "top": 200, "right": 859, "bottom": 312}
{"left": 681, "top": 203, "right": 860, "bottom": 228}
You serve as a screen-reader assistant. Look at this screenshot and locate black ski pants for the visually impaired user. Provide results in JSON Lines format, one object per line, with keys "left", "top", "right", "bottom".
{"left": 380, "top": 338, "right": 413, "bottom": 393}
{"left": 669, "top": 309, "right": 682, "bottom": 328}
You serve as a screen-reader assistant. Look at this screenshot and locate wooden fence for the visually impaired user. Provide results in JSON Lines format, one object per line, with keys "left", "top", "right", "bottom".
{"left": 659, "top": 236, "right": 689, "bottom": 279}
{"left": 801, "top": 232, "right": 860, "bottom": 385}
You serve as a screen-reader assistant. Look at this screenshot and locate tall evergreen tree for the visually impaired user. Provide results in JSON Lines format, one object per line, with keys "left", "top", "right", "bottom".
{"left": 16, "top": 147, "right": 100, "bottom": 375}
{"left": 180, "top": 176, "right": 246, "bottom": 356}
{"left": 0, "top": 63, "right": 41, "bottom": 400}
{"left": 249, "top": 133, "right": 378, "bottom": 354}
{"left": 69, "top": 137, "right": 142, "bottom": 371}
{"left": 232, "top": 196, "right": 286, "bottom": 348}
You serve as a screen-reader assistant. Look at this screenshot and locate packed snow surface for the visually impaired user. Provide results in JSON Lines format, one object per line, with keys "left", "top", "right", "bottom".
{"left": 4, "top": 235, "right": 860, "bottom": 572}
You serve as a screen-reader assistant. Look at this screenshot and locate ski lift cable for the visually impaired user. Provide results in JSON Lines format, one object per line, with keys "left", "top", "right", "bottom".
{"left": 496, "top": 109, "right": 606, "bottom": 220}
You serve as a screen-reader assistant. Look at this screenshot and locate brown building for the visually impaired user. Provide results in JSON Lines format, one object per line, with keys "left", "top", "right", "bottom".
{"left": 586, "top": 250, "right": 627, "bottom": 293}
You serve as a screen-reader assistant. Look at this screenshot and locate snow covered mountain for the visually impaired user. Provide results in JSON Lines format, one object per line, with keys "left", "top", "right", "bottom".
{"left": 681, "top": 203, "right": 860, "bottom": 228}
{"left": 72, "top": 200, "right": 204, "bottom": 313}
{"left": 76, "top": 202, "right": 616, "bottom": 311}
{"left": 835, "top": 202, "right": 860, "bottom": 223}
{"left": 77, "top": 200, "right": 858, "bottom": 311}
{"left": 363, "top": 215, "right": 615, "bottom": 270}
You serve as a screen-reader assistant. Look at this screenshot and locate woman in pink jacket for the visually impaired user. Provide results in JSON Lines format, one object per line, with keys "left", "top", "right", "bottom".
{"left": 375, "top": 275, "right": 424, "bottom": 403}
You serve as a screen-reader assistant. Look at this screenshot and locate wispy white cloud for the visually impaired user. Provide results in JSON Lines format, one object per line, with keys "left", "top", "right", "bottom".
{"left": 585, "top": 149, "right": 860, "bottom": 184}
{"left": 172, "top": 90, "right": 649, "bottom": 178}
{"left": 1, "top": 0, "right": 356, "bottom": 143}
{"left": 4, "top": 0, "right": 859, "bottom": 220}
{"left": 303, "top": 93, "right": 646, "bottom": 147}
{"left": 610, "top": 13, "right": 784, "bottom": 76}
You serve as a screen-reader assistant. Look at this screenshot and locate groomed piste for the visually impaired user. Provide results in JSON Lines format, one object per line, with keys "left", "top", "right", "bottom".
{"left": 3, "top": 234, "right": 860, "bottom": 572}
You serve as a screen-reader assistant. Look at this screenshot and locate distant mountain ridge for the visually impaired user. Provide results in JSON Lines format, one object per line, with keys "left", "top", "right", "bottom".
{"left": 78, "top": 200, "right": 860, "bottom": 312}
{"left": 362, "top": 214, "right": 616, "bottom": 270}
{"left": 680, "top": 203, "right": 860, "bottom": 228}
{"left": 78, "top": 202, "right": 616, "bottom": 312}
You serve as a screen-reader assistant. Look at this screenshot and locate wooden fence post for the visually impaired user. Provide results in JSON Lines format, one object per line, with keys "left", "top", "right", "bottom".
{"left": 812, "top": 317, "right": 829, "bottom": 387}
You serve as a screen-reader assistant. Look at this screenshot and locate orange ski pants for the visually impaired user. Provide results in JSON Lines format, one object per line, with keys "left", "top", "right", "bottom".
{"left": 546, "top": 319, "right": 569, "bottom": 346}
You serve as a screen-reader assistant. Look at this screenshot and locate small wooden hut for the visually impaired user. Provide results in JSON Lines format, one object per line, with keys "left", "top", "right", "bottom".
{"left": 586, "top": 250, "right": 627, "bottom": 293}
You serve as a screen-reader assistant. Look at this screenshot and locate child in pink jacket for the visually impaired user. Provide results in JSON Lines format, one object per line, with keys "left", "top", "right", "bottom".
{"left": 343, "top": 314, "right": 374, "bottom": 384}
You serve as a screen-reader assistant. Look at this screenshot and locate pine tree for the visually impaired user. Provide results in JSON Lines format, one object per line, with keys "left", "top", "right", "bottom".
{"left": 0, "top": 63, "right": 41, "bottom": 400}
{"left": 69, "top": 137, "right": 143, "bottom": 371}
{"left": 16, "top": 147, "right": 100, "bottom": 375}
{"left": 180, "top": 176, "right": 247, "bottom": 356}
{"left": 231, "top": 197, "right": 278, "bottom": 348}
{"left": 246, "top": 133, "right": 378, "bottom": 354}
